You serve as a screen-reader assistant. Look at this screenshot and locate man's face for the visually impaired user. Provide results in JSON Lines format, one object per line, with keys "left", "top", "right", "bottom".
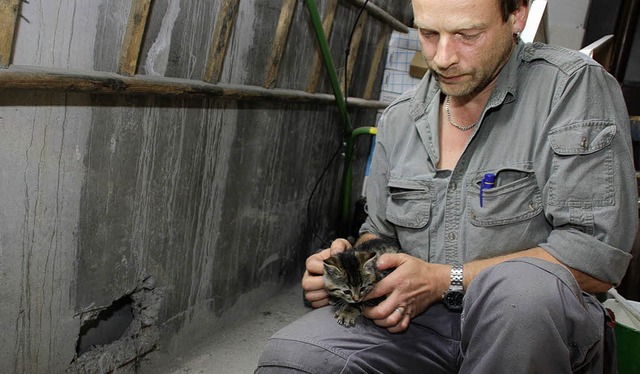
{"left": 413, "top": 0, "right": 521, "bottom": 98}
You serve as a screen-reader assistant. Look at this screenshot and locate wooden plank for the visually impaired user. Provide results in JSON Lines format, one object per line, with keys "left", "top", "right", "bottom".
{"left": 343, "top": 0, "right": 408, "bottom": 33}
{"left": 204, "top": 0, "right": 240, "bottom": 83}
{"left": 306, "top": 0, "right": 338, "bottom": 93}
{"left": 0, "top": 0, "right": 21, "bottom": 68}
{"left": 264, "top": 0, "right": 297, "bottom": 89}
{"left": 118, "top": 0, "right": 152, "bottom": 76}
{"left": 363, "top": 24, "right": 389, "bottom": 100}
{"left": 0, "top": 65, "right": 389, "bottom": 109}
{"left": 340, "top": 12, "right": 367, "bottom": 96}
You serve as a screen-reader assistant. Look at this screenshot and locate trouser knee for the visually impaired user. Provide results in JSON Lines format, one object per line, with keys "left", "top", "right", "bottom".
{"left": 459, "top": 258, "right": 606, "bottom": 373}
{"left": 464, "top": 257, "right": 581, "bottom": 321}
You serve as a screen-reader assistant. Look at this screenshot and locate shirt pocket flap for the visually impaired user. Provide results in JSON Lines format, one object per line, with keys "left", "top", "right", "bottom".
{"left": 549, "top": 121, "right": 616, "bottom": 156}
{"left": 467, "top": 171, "right": 542, "bottom": 227}
{"left": 386, "top": 178, "right": 433, "bottom": 229}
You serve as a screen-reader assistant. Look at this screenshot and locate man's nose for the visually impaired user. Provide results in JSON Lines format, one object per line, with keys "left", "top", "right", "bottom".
{"left": 433, "top": 36, "right": 458, "bottom": 70}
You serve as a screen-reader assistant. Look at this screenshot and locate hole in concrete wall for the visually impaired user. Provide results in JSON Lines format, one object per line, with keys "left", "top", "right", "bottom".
{"left": 76, "top": 295, "right": 134, "bottom": 356}
{"left": 69, "top": 276, "right": 163, "bottom": 373}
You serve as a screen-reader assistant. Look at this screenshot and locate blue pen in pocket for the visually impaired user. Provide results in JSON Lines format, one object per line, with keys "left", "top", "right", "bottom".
{"left": 480, "top": 173, "right": 496, "bottom": 207}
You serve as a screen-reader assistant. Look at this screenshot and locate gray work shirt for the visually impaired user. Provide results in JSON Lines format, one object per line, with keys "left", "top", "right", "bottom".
{"left": 360, "top": 41, "right": 637, "bottom": 285}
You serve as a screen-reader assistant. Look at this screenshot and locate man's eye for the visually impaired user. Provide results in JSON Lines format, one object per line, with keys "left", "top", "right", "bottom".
{"left": 420, "top": 30, "right": 437, "bottom": 38}
{"left": 459, "top": 33, "right": 480, "bottom": 41}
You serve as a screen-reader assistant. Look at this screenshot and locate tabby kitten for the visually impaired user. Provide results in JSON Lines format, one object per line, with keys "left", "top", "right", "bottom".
{"left": 323, "top": 238, "right": 400, "bottom": 326}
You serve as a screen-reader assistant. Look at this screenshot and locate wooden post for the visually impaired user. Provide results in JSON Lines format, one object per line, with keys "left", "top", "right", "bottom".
{"left": 363, "top": 24, "right": 389, "bottom": 100}
{"left": 306, "top": 0, "right": 338, "bottom": 93}
{"left": 204, "top": 0, "right": 240, "bottom": 83}
{"left": 340, "top": 12, "right": 367, "bottom": 96}
{"left": 264, "top": 0, "right": 297, "bottom": 89}
{"left": 118, "top": 0, "right": 152, "bottom": 76}
{"left": 0, "top": 0, "right": 21, "bottom": 68}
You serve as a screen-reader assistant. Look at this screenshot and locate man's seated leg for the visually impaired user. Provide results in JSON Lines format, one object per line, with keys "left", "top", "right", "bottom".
{"left": 256, "top": 302, "right": 462, "bottom": 373}
{"left": 460, "top": 257, "right": 612, "bottom": 373}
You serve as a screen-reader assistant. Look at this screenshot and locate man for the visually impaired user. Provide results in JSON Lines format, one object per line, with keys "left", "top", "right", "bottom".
{"left": 257, "top": 0, "right": 637, "bottom": 372}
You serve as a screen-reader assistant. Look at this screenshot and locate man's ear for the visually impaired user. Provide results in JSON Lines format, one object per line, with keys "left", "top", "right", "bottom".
{"left": 511, "top": 3, "right": 529, "bottom": 35}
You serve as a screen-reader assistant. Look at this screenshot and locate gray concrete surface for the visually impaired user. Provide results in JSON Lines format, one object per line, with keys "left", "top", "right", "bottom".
{"left": 140, "top": 283, "right": 310, "bottom": 374}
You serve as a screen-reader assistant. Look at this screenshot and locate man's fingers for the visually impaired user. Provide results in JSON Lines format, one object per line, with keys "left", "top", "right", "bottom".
{"left": 309, "top": 298, "right": 330, "bottom": 308}
{"left": 300, "top": 238, "right": 352, "bottom": 310}
{"left": 386, "top": 313, "right": 411, "bottom": 333}
{"left": 305, "top": 254, "right": 325, "bottom": 275}
{"left": 363, "top": 293, "right": 400, "bottom": 320}
{"left": 303, "top": 288, "right": 328, "bottom": 303}
{"left": 375, "top": 253, "right": 406, "bottom": 271}
{"left": 363, "top": 300, "right": 413, "bottom": 333}
{"left": 329, "top": 238, "right": 351, "bottom": 254}
{"left": 301, "top": 270, "right": 324, "bottom": 291}
{"left": 306, "top": 239, "right": 350, "bottom": 275}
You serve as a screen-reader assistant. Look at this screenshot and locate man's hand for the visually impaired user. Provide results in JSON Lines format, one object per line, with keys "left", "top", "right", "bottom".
{"left": 362, "top": 253, "right": 450, "bottom": 333}
{"left": 301, "top": 238, "right": 352, "bottom": 308}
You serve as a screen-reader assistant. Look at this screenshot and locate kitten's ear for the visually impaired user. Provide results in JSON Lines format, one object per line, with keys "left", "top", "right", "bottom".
{"left": 361, "top": 253, "right": 379, "bottom": 272}
{"left": 323, "top": 257, "right": 343, "bottom": 277}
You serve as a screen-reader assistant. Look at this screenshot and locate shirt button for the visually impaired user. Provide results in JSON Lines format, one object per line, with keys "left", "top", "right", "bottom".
{"left": 447, "top": 232, "right": 456, "bottom": 241}
{"left": 450, "top": 182, "right": 457, "bottom": 191}
{"left": 528, "top": 201, "right": 536, "bottom": 211}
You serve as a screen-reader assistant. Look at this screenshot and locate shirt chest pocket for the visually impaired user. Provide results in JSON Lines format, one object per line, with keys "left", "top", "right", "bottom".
{"left": 466, "top": 169, "right": 543, "bottom": 226}
{"left": 386, "top": 178, "right": 434, "bottom": 229}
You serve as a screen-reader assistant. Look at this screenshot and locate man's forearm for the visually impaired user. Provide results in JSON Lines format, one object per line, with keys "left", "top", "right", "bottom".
{"left": 463, "top": 247, "right": 612, "bottom": 294}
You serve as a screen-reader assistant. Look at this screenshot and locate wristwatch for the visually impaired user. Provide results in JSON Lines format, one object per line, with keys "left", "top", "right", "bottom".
{"left": 443, "top": 263, "right": 464, "bottom": 311}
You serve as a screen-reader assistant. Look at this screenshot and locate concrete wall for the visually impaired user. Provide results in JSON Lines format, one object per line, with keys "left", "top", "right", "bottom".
{"left": 0, "top": 0, "right": 412, "bottom": 372}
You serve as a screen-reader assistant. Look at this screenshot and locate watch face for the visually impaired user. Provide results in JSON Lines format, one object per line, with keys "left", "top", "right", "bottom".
{"left": 444, "top": 290, "right": 464, "bottom": 311}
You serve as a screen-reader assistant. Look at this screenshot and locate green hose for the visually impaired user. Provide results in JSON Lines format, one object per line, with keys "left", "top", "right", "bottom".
{"left": 304, "top": 0, "right": 352, "bottom": 134}
{"left": 305, "top": 0, "right": 377, "bottom": 235}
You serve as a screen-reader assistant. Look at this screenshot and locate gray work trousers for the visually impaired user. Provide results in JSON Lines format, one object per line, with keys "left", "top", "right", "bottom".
{"left": 256, "top": 258, "right": 616, "bottom": 373}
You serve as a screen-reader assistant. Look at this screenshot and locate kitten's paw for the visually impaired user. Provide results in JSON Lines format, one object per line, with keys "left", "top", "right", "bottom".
{"left": 334, "top": 307, "right": 360, "bottom": 327}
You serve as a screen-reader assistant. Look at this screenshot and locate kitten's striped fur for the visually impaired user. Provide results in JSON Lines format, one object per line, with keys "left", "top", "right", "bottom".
{"left": 323, "top": 238, "right": 400, "bottom": 326}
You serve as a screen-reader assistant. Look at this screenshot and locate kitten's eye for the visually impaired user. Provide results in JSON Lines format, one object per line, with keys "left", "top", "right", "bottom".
{"left": 359, "top": 286, "right": 369, "bottom": 294}
{"left": 343, "top": 290, "right": 352, "bottom": 295}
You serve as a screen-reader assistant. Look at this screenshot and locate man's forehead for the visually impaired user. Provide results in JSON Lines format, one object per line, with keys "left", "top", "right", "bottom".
{"left": 412, "top": 0, "right": 501, "bottom": 29}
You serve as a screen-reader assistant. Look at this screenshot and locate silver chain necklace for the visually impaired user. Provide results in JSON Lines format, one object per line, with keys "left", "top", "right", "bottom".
{"left": 445, "top": 96, "right": 477, "bottom": 131}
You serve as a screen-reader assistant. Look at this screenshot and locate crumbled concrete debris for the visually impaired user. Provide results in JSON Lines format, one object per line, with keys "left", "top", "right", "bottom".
{"left": 67, "top": 276, "right": 164, "bottom": 373}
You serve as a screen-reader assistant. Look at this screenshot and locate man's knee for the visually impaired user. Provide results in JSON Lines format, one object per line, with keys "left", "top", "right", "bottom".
{"left": 464, "top": 257, "right": 580, "bottom": 316}
{"left": 460, "top": 258, "right": 606, "bottom": 372}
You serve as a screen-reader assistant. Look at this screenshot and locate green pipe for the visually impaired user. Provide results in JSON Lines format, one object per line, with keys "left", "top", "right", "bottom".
{"left": 351, "top": 126, "right": 377, "bottom": 137}
{"left": 305, "top": 0, "right": 379, "bottom": 234}
{"left": 304, "top": 0, "right": 352, "bottom": 134}
{"left": 305, "top": 0, "right": 353, "bottom": 234}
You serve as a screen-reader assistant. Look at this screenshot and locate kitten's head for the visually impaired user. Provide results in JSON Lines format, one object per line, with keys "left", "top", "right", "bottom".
{"left": 323, "top": 251, "right": 379, "bottom": 303}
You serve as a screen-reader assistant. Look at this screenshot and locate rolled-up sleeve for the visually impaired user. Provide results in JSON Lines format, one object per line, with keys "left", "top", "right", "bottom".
{"left": 538, "top": 64, "right": 637, "bottom": 285}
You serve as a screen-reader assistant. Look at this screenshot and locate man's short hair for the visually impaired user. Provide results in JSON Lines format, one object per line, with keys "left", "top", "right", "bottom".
{"left": 500, "top": 0, "right": 529, "bottom": 22}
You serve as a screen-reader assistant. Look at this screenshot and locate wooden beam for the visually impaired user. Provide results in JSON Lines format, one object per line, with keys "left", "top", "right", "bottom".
{"left": 0, "top": 0, "right": 21, "bottom": 68}
{"left": 363, "top": 24, "right": 389, "bottom": 100}
{"left": 0, "top": 65, "right": 389, "bottom": 109}
{"left": 204, "top": 0, "right": 240, "bottom": 83}
{"left": 340, "top": 12, "right": 367, "bottom": 95}
{"left": 118, "top": 0, "right": 152, "bottom": 76}
{"left": 264, "top": 0, "right": 297, "bottom": 89}
{"left": 343, "top": 0, "right": 408, "bottom": 33}
{"left": 306, "top": 0, "right": 338, "bottom": 93}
